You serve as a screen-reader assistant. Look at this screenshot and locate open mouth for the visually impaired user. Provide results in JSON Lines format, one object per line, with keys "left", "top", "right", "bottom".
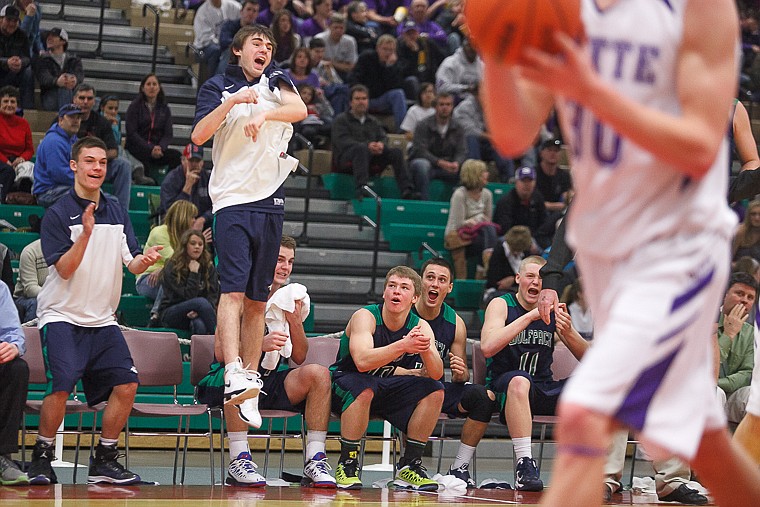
{"left": 254, "top": 55, "right": 267, "bottom": 66}
{"left": 527, "top": 288, "right": 540, "bottom": 297}
{"left": 426, "top": 289, "right": 438, "bottom": 304}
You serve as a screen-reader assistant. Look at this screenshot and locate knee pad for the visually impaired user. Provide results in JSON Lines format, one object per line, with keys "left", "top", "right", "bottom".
{"left": 460, "top": 384, "right": 495, "bottom": 423}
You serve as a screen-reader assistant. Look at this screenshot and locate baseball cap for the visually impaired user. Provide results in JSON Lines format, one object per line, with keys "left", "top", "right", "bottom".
{"left": 183, "top": 143, "right": 204, "bottom": 160}
{"left": 47, "top": 27, "right": 69, "bottom": 42}
{"left": 540, "top": 137, "right": 562, "bottom": 150}
{"left": 402, "top": 20, "right": 418, "bottom": 33}
{"left": 516, "top": 166, "right": 536, "bottom": 180}
{"left": 58, "top": 103, "right": 82, "bottom": 117}
{"left": 0, "top": 5, "right": 20, "bottom": 19}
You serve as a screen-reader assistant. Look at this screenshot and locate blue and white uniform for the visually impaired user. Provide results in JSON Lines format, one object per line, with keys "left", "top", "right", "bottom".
{"left": 555, "top": 0, "right": 736, "bottom": 459}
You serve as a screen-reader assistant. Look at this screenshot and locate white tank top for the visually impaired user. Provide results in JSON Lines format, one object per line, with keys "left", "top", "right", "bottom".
{"left": 558, "top": 0, "right": 736, "bottom": 259}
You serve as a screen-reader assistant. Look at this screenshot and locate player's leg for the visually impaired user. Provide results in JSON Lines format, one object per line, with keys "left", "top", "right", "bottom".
{"left": 504, "top": 375, "right": 543, "bottom": 491}
{"left": 690, "top": 428, "right": 760, "bottom": 507}
{"left": 332, "top": 373, "right": 375, "bottom": 489}
{"left": 445, "top": 383, "right": 495, "bottom": 487}
{"left": 223, "top": 404, "right": 266, "bottom": 487}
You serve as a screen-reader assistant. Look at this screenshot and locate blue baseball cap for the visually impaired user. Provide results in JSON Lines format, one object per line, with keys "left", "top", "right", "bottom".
{"left": 516, "top": 167, "right": 536, "bottom": 180}
{"left": 58, "top": 103, "right": 82, "bottom": 117}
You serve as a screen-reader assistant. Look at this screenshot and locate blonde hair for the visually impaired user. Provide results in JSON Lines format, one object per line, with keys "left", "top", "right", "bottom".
{"left": 733, "top": 199, "right": 760, "bottom": 255}
{"left": 164, "top": 200, "right": 198, "bottom": 250}
{"left": 459, "top": 159, "right": 488, "bottom": 190}
{"left": 505, "top": 225, "right": 532, "bottom": 253}
{"left": 519, "top": 255, "right": 546, "bottom": 274}
{"left": 384, "top": 265, "right": 422, "bottom": 296}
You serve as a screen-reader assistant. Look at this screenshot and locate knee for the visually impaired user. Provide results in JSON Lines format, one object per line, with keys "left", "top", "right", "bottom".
{"left": 8, "top": 357, "right": 29, "bottom": 384}
{"left": 112, "top": 382, "right": 138, "bottom": 400}
{"left": 507, "top": 376, "right": 531, "bottom": 399}
{"left": 302, "top": 364, "right": 331, "bottom": 388}
{"left": 354, "top": 388, "right": 374, "bottom": 406}
{"left": 411, "top": 158, "right": 432, "bottom": 176}
{"left": 554, "top": 403, "right": 606, "bottom": 442}
{"left": 423, "top": 387, "right": 445, "bottom": 406}
{"left": 460, "top": 385, "right": 495, "bottom": 423}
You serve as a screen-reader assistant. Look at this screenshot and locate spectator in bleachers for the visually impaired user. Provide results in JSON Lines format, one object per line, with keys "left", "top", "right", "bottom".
{"left": 428, "top": 0, "right": 465, "bottom": 54}
{"left": 286, "top": 46, "right": 320, "bottom": 88}
{"left": 535, "top": 137, "right": 572, "bottom": 213}
{"left": 409, "top": 91, "right": 465, "bottom": 200}
{"left": 32, "top": 103, "right": 82, "bottom": 208}
{"left": 0, "top": 85, "right": 33, "bottom": 200}
{"left": 12, "top": 0, "right": 41, "bottom": 57}
{"left": 159, "top": 143, "right": 212, "bottom": 227}
{"left": 398, "top": 0, "right": 447, "bottom": 51}
{"left": 13, "top": 237, "right": 47, "bottom": 323}
{"left": 99, "top": 95, "right": 152, "bottom": 185}
{"left": 331, "top": 84, "right": 417, "bottom": 200}
{"left": 561, "top": 278, "right": 592, "bottom": 341}
{"left": 364, "top": 0, "right": 406, "bottom": 36}
{"left": 217, "top": 0, "right": 259, "bottom": 75}
{"left": 733, "top": 199, "right": 760, "bottom": 262}
{"left": 349, "top": 34, "right": 408, "bottom": 132}
{"left": 271, "top": 10, "right": 302, "bottom": 66}
{"left": 257, "top": 0, "right": 288, "bottom": 27}
{"left": 298, "top": 0, "right": 332, "bottom": 44}
{"left": 0, "top": 5, "right": 33, "bottom": 109}
{"left": 453, "top": 87, "right": 514, "bottom": 182}
{"left": 399, "top": 81, "right": 434, "bottom": 144}
{"left": 308, "top": 37, "right": 349, "bottom": 114}
{"left": 137, "top": 199, "right": 199, "bottom": 325}
{"left": 313, "top": 13, "right": 358, "bottom": 82}
{"left": 158, "top": 229, "right": 219, "bottom": 335}
{"left": 443, "top": 159, "right": 497, "bottom": 280}
{"left": 125, "top": 74, "right": 182, "bottom": 178}
{"left": 33, "top": 28, "right": 83, "bottom": 112}
{"left": 293, "top": 83, "right": 333, "bottom": 149}
{"left": 346, "top": 1, "right": 378, "bottom": 55}
{"left": 492, "top": 167, "right": 546, "bottom": 250}
{"left": 435, "top": 36, "right": 481, "bottom": 103}
{"left": 735, "top": 255, "right": 760, "bottom": 285}
{"left": 716, "top": 272, "right": 757, "bottom": 425}
{"left": 396, "top": 20, "right": 444, "bottom": 101}
{"left": 193, "top": 0, "right": 240, "bottom": 81}
{"left": 483, "top": 225, "right": 532, "bottom": 306}
{"left": 72, "top": 84, "right": 132, "bottom": 208}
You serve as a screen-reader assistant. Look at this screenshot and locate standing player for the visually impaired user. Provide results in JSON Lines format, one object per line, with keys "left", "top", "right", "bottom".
{"left": 406, "top": 258, "right": 496, "bottom": 488}
{"left": 191, "top": 24, "right": 307, "bottom": 428}
{"left": 476, "top": 0, "right": 760, "bottom": 505}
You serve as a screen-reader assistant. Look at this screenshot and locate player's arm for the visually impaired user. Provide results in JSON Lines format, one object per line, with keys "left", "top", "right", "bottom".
{"left": 480, "top": 297, "right": 538, "bottom": 358}
{"left": 347, "top": 308, "right": 407, "bottom": 372}
{"left": 553, "top": 303, "right": 588, "bottom": 361}
{"left": 53, "top": 203, "right": 94, "bottom": 280}
{"left": 191, "top": 86, "right": 260, "bottom": 145}
{"left": 417, "top": 320, "right": 444, "bottom": 380}
{"left": 127, "top": 245, "right": 163, "bottom": 275}
{"left": 518, "top": 0, "right": 738, "bottom": 179}
{"left": 263, "top": 85, "right": 308, "bottom": 124}
{"left": 449, "top": 314, "right": 469, "bottom": 383}
{"left": 733, "top": 101, "right": 760, "bottom": 172}
{"left": 286, "top": 300, "right": 308, "bottom": 365}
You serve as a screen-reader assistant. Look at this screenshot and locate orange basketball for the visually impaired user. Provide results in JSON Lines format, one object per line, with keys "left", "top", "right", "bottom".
{"left": 464, "top": 0, "right": 584, "bottom": 64}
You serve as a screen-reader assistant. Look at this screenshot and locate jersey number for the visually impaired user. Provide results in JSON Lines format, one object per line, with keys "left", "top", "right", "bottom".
{"left": 519, "top": 352, "right": 540, "bottom": 377}
{"left": 570, "top": 102, "right": 622, "bottom": 167}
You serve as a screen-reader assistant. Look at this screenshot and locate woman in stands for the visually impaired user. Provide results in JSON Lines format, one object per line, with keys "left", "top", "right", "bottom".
{"left": 400, "top": 81, "right": 435, "bottom": 144}
{"left": 271, "top": 10, "right": 302, "bottom": 66}
{"left": 158, "top": 229, "right": 219, "bottom": 335}
{"left": 0, "top": 85, "right": 33, "bottom": 201}
{"left": 734, "top": 199, "right": 760, "bottom": 262}
{"left": 124, "top": 73, "right": 182, "bottom": 175}
{"left": 286, "top": 47, "right": 320, "bottom": 88}
{"left": 345, "top": 1, "right": 378, "bottom": 54}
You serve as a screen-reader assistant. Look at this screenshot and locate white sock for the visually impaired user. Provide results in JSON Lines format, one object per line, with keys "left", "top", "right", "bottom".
{"left": 306, "top": 430, "right": 327, "bottom": 459}
{"left": 451, "top": 443, "right": 476, "bottom": 469}
{"left": 228, "top": 431, "right": 249, "bottom": 460}
{"left": 512, "top": 437, "right": 532, "bottom": 460}
{"left": 37, "top": 435, "right": 55, "bottom": 446}
{"left": 225, "top": 359, "right": 242, "bottom": 374}
{"left": 99, "top": 437, "right": 118, "bottom": 448}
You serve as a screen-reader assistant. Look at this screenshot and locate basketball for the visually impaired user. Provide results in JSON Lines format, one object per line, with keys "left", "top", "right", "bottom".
{"left": 464, "top": 0, "right": 584, "bottom": 64}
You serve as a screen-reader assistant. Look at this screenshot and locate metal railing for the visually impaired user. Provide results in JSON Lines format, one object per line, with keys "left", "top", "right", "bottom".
{"left": 293, "top": 133, "right": 315, "bottom": 244}
{"left": 94, "top": 0, "right": 107, "bottom": 57}
{"left": 141, "top": 3, "right": 161, "bottom": 73}
{"left": 358, "top": 185, "right": 382, "bottom": 302}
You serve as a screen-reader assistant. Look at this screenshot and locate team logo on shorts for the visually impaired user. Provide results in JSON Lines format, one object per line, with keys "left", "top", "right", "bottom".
{"left": 273, "top": 197, "right": 284, "bottom": 207}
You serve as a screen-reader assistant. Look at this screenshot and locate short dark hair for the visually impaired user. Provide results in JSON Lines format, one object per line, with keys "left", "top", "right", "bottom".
{"left": 73, "top": 83, "right": 95, "bottom": 96}
{"left": 71, "top": 136, "right": 107, "bottom": 162}
{"left": 729, "top": 271, "right": 759, "bottom": 295}
{"left": 230, "top": 25, "right": 277, "bottom": 65}
{"left": 281, "top": 235, "right": 297, "bottom": 251}
{"left": 420, "top": 257, "right": 453, "bottom": 281}
{"left": 0, "top": 85, "right": 19, "bottom": 100}
{"left": 309, "top": 37, "right": 326, "bottom": 49}
{"left": 349, "top": 84, "right": 369, "bottom": 100}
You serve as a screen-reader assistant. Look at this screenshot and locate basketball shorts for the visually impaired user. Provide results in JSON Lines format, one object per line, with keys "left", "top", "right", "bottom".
{"left": 490, "top": 371, "right": 566, "bottom": 424}
{"left": 563, "top": 232, "right": 730, "bottom": 460}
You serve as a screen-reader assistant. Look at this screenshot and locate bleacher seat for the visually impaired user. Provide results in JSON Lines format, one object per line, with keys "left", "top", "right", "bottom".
{"left": 352, "top": 198, "right": 449, "bottom": 228}
{"left": 449, "top": 279, "right": 486, "bottom": 309}
{"left": 0, "top": 204, "right": 45, "bottom": 229}
{"left": 117, "top": 294, "right": 152, "bottom": 327}
{"left": 128, "top": 210, "right": 152, "bottom": 243}
{"left": 385, "top": 223, "right": 445, "bottom": 252}
{"left": 0, "top": 231, "right": 40, "bottom": 256}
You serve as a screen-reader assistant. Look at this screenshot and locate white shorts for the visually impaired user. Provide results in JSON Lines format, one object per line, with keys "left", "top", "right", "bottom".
{"left": 745, "top": 320, "right": 760, "bottom": 417}
{"left": 561, "top": 233, "right": 729, "bottom": 460}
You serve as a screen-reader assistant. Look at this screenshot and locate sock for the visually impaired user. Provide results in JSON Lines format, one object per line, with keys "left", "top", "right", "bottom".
{"left": 306, "top": 430, "right": 327, "bottom": 460}
{"left": 339, "top": 437, "right": 360, "bottom": 463}
{"left": 512, "top": 437, "right": 532, "bottom": 460}
{"left": 99, "top": 437, "right": 118, "bottom": 448}
{"left": 400, "top": 438, "right": 426, "bottom": 466}
{"left": 225, "top": 359, "right": 242, "bottom": 373}
{"left": 36, "top": 435, "right": 54, "bottom": 446}
{"left": 228, "top": 431, "right": 249, "bottom": 460}
{"left": 451, "top": 443, "right": 476, "bottom": 469}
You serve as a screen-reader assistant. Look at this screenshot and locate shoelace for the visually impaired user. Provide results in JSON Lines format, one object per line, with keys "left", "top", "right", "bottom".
{"left": 312, "top": 459, "right": 332, "bottom": 473}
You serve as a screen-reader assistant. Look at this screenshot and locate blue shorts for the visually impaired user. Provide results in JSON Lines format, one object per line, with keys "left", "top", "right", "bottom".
{"left": 331, "top": 372, "right": 444, "bottom": 433}
{"left": 41, "top": 322, "right": 139, "bottom": 406}
{"left": 213, "top": 206, "right": 284, "bottom": 301}
{"left": 441, "top": 381, "right": 488, "bottom": 419}
{"left": 490, "top": 371, "right": 566, "bottom": 425}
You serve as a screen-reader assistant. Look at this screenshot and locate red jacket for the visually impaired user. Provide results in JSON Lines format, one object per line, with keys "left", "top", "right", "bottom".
{"left": 0, "top": 113, "right": 33, "bottom": 164}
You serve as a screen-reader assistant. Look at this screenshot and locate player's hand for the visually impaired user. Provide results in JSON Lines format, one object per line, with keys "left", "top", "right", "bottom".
{"left": 243, "top": 113, "right": 266, "bottom": 142}
{"left": 233, "top": 87, "right": 259, "bottom": 105}
{"left": 723, "top": 303, "right": 748, "bottom": 340}
{"left": 554, "top": 302, "right": 572, "bottom": 337}
{"left": 262, "top": 330, "right": 289, "bottom": 352}
{"left": 518, "top": 31, "right": 598, "bottom": 105}
{"left": 0, "top": 342, "right": 20, "bottom": 364}
{"left": 403, "top": 325, "right": 430, "bottom": 353}
{"left": 141, "top": 245, "right": 164, "bottom": 266}
{"left": 82, "top": 203, "right": 96, "bottom": 237}
{"left": 448, "top": 352, "right": 467, "bottom": 377}
{"left": 538, "top": 288, "right": 559, "bottom": 325}
{"left": 202, "top": 227, "right": 213, "bottom": 244}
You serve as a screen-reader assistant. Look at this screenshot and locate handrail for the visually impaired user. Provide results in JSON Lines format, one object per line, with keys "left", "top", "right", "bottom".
{"left": 418, "top": 242, "right": 441, "bottom": 262}
{"left": 94, "top": 0, "right": 107, "bottom": 57}
{"left": 55, "top": 0, "right": 66, "bottom": 18}
{"left": 293, "top": 133, "right": 314, "bottom": 245}
{"left": 142, "top": 4, "right": 161, "bottom": 74}
{"left": 360, "top": 185, "right": 382, "bottom": 301}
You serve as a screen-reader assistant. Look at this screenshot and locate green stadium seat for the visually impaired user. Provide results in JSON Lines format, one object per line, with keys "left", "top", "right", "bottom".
{"left": 486, "top": 182, "right": 515, "bottom": 201}
{"left": 128, "top": 210, "right": 152, "bottom": 243}
{"left": 122, "top": 267, "right": 137, "bottom": 295}
{"left": 130, "top": 185, "right": 160, "bottom": 212}
{"left": 385, "top": 223, "right": 445, "bottom": 252}
{"left": 449, "top": 279, "right": 486, "bottom": 309}
{"left": 352, "top": 198, "right": 450, "bottom": 229}
{"left": 366, "top": 176, "right": 401, "bottom": 199}
{"left": 321, "top": 173, "right": 355, "bottom": 200}
{"left": 428, "top": 180, "right": 456, "bottom": 202}
{"left": 117, "top": 294, "right": 152, "bottom": 327}
{"left": 11, "top": 259, "right": 19, "bottom": 285}
{"left": 0, "top": 204, "right": 45, "bottom": 230}
{"left": 0, "top": 231, "right": 40, "bottom": 256}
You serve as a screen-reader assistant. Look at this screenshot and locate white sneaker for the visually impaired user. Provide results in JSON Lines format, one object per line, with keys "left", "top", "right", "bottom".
{"left": 236, "top": 396, "right": 263, "bottom": 429}
{"left": 302, "top": 452, "right": 337, "bottom": 488}
{"left": 226, "top": 452, "right": 266, "bottom": 487}
{"left": 224, "top": 358, "right": 263, "bottom": 406}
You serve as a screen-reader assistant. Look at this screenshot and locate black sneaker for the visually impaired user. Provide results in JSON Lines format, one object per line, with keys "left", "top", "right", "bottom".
{"left": 28, "top": 441, "right": 57, "bottom": 485}
{"left": 514, "top": 457, "right": 543, "bottom": 492}
{"left": 446, "top": 463, "right": 476, "bottom": 488}
{"left": 87, "top": 444, "right": 141, "bottom": 485}
{"left": 335, "top": 458, "right": 362, "bottom": 489}
{"left": 658, "top": 484, "right": 708, "bottom": 505}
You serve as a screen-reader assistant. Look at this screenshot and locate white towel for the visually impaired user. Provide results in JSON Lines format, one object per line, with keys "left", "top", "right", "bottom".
{"left": 261, "top": 283, "right": 310, "bottom": 370}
